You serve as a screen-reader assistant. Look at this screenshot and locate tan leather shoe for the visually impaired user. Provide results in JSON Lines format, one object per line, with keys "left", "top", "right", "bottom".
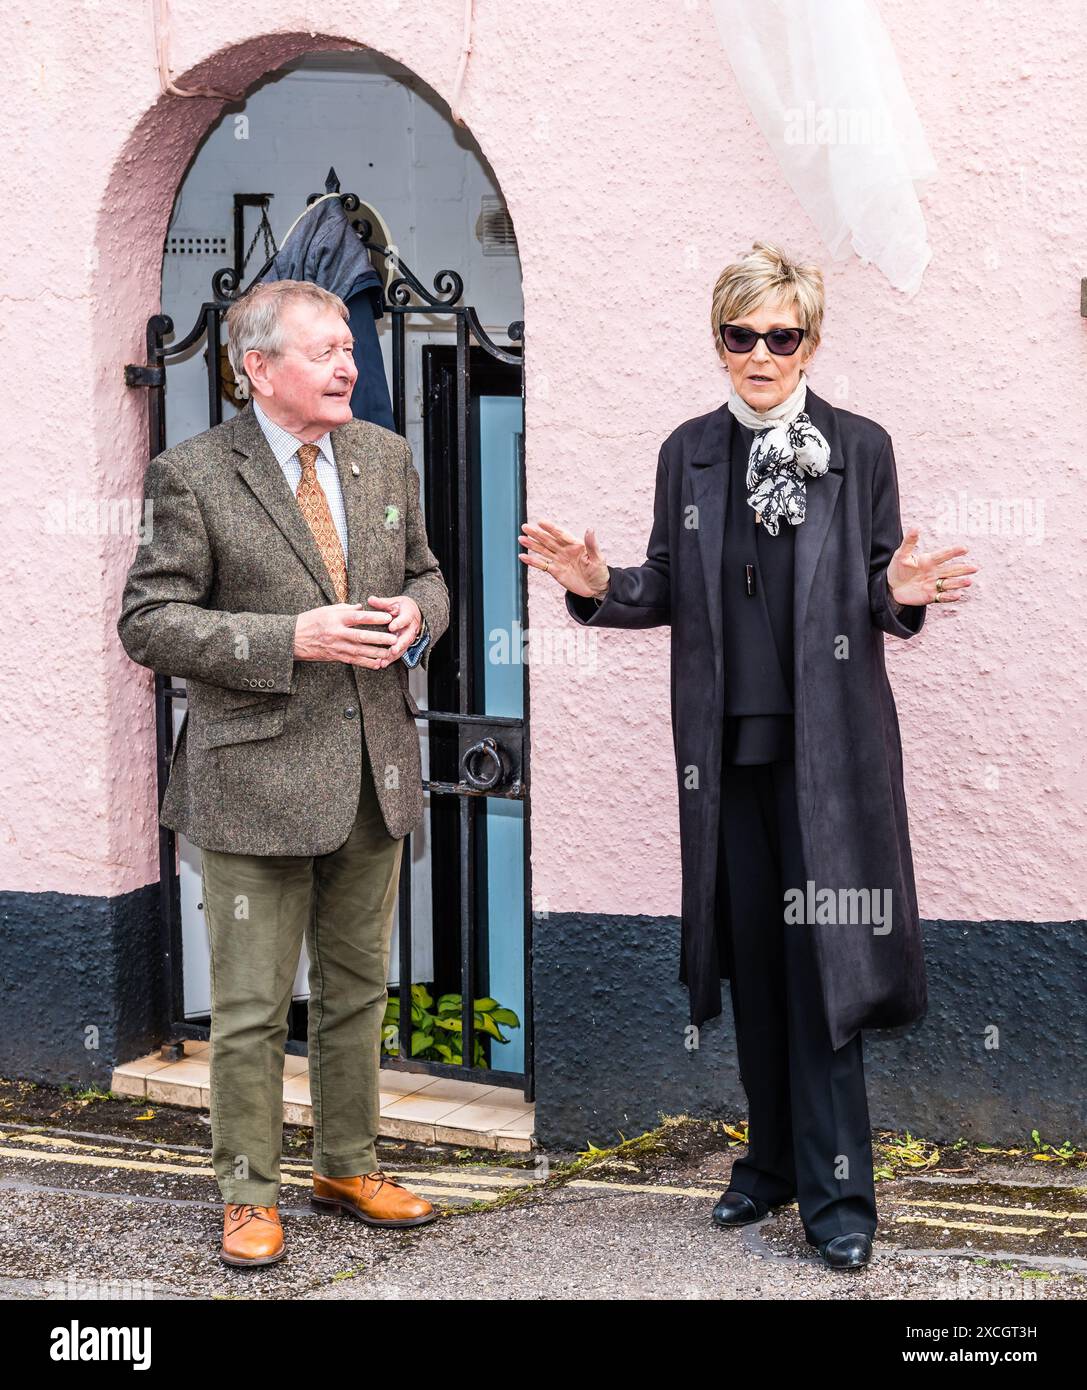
{"left": 311, "top": 1171, "right": 437, "bottom": 1228}
{"left": 220, "top": 1203, "right": 285, "bottom": 1267}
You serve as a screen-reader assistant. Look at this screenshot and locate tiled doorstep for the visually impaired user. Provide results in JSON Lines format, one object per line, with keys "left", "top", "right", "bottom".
{"left": 111, "top": 1044, "right": 535, "bottom": 1153}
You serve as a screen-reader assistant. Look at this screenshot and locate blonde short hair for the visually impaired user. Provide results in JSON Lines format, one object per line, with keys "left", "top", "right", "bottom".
{"left": 710, "top": 241, "right": 825, "bottom": 361}
{"left": 224, "top": 279, "right": 349, "bottom": 388}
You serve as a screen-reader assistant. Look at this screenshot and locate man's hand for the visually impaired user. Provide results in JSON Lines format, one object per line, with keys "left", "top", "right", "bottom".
{"left": 364, "top": 594, "right": 423, "bottom": 667}
{"left": 293, "top": 603, "right": 398, "bottom": 670}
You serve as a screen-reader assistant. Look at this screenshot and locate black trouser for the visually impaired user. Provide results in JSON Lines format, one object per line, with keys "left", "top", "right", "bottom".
{"left": 718, "top": 757, "right": 878, "bottom": 1244}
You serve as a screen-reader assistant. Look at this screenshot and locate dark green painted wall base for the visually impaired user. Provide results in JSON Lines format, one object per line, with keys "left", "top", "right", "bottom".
{"left": 532, "top": 911, "right": 1087, "bottom": 1153}
{"left": 0, "top": 885, "right": 165, "bottom": 1088}
{"left": 3, "top": 889, "right": 1082, "bottom": 1160}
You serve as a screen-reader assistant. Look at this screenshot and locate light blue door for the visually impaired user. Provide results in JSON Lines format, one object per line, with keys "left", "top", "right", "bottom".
{"left": 477, "top": 395, "right": 525, "bottom": 1074}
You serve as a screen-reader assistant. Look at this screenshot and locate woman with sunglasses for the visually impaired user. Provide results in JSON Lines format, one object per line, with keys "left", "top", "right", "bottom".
{"left": 518, "top": 241, "right": 978, "bottom": 1271}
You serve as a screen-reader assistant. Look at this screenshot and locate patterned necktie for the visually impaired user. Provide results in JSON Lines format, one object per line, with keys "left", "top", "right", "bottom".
{"left": 295, "top": 442, "right": 348, "bottom": 603}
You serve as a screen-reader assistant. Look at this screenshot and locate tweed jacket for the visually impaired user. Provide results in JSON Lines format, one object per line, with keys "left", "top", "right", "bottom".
{"left": 117, "top": 401, "right": 449, "bottom": 853}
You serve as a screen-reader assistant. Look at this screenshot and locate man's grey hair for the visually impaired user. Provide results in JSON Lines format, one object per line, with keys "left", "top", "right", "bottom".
{"left": 224, "top": 280, "right": 349, "bottom": 389}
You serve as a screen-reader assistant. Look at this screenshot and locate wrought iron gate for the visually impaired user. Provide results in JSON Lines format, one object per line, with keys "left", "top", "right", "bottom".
{"left": 125, "top": 175, "right": 533, "bottom": 1097}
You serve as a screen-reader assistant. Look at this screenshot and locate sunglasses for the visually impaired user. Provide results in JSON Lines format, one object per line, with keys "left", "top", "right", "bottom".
{"left": 720, "top": 323, "right": 807, "bottom": 356}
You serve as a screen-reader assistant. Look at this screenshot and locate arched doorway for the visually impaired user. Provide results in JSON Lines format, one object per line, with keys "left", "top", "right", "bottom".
{"left": 118, "top": 42, "right": 532, "bottom": 1095}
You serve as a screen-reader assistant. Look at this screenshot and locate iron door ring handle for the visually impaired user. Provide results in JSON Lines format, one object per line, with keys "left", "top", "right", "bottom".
{"left": 460, "top": 737, "right": 510, "bottom": 791}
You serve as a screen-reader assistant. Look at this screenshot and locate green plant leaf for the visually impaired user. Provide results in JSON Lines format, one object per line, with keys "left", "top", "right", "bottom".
{"left": 474, "top": 1013, "right": 506, "bottom": 1042}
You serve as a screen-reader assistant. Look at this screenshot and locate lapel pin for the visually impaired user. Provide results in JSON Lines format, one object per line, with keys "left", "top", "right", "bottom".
{"left": 384, "top": 505, "right": 400, "bottom": 529}
{"left": 350, "top": 462, "right": 360, "bottom": 477}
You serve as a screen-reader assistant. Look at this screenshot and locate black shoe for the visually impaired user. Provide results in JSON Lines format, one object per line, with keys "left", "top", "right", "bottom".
{"left": 711, "top": 1191, "right": 771, "bottom": 1227}
{"left": 815, "top": 1232, "right": 873, "bottom": 1269}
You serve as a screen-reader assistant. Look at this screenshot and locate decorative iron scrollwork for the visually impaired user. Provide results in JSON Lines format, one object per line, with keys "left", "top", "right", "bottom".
{"left": 212, "top": 265, "right": 243, "bottom": 301}
{"left": 385, "top": 255, "right": 465, "bottom": 309}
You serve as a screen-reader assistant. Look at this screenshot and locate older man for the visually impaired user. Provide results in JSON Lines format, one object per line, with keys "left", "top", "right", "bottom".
{"left": 118, "top": 280, "right": 449, "bottom": 1268}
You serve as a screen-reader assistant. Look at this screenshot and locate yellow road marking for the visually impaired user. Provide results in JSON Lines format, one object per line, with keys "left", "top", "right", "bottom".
{"left": 0, "top": 1146, "right": 736, "bottom": 1204}
{"left": 6, "top": 1132, "right": 1083, "bottom": 1234}
{"left": 568, "top": 1179, "right": 728, "bottom": 1199}
{"left": 0, "top": 1130, "right": 184, "bottom": 1159}
{"left": 0, "top": 1132, "right": 534, "bottom": 1190}
{"left": 903, "top": 1197, "right": 1087, "bottom": 1222}
{"left": 0, "top": 1146, "right": 494, "bottom": 1202}
{"left": 376, "top": 1169, "right": 534, "bottom": 1189}
{"left": 895, "top": 1215, "right": 1047, "bottom": 1236}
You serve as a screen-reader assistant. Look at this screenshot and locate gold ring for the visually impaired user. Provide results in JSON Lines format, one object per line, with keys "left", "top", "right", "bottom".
{"left": 936, "top": 577, "right": 945, "bottom": 594}
{"left": 543, "top": 558, "right": 551, "bottom": 572}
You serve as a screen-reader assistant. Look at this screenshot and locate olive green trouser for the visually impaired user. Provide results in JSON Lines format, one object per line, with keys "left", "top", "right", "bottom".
{"left": 200, "top": 754, "right": 403, "bottom": 1205}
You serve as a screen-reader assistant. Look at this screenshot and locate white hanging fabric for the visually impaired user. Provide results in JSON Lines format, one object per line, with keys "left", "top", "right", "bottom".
{"left": 709, "top": 0, "right": 937, "bottom": 295}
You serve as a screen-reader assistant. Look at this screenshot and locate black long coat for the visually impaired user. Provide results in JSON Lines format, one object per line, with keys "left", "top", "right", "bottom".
{"left": 566, "top": 387, "right": 927, "bottom": 1051}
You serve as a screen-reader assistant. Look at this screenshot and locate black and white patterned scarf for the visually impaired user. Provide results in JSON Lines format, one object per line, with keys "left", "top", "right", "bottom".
{"left": 726, "top": 374, "right": 831, "bottom": 536}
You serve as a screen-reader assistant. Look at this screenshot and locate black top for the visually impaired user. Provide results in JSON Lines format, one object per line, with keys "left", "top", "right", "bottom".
{"left": 721, "top": 419, "right": 795, "bottom": 764}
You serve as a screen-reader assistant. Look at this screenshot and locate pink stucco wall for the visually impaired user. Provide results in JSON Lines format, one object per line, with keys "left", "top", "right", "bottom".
{"left": 3, "top": 2, "right": 1084, "bottom": 924}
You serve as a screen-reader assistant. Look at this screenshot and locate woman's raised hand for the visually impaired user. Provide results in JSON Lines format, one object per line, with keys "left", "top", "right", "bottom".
{"left": 887, "top": 524, "right": 980, "bottom": 606}
{"left": 518, "top": 521, "right": 610, "bottom": 599}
